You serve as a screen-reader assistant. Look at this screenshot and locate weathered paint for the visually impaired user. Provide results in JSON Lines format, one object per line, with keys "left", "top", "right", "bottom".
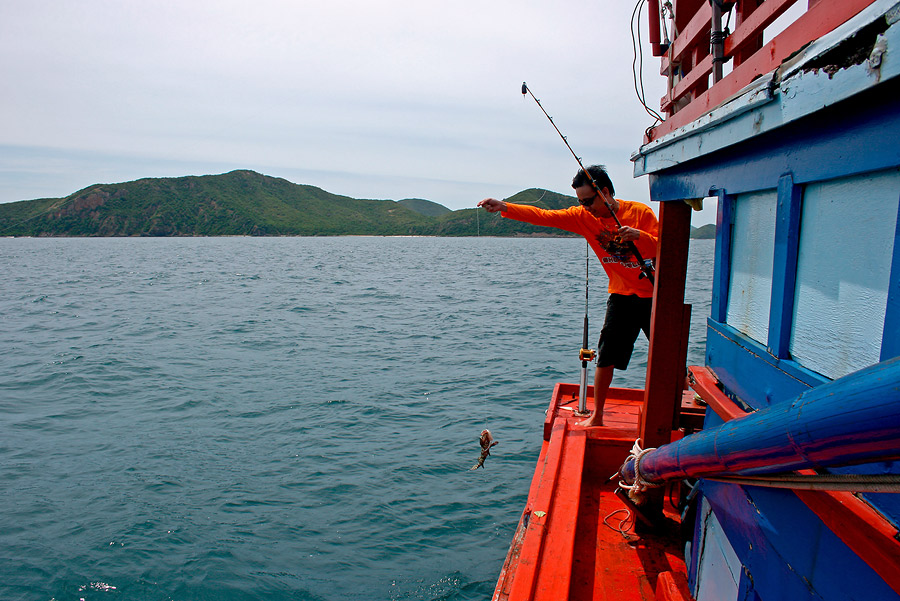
{"left": 705, "top": 319, "right": 826, "bottom": 411}
{"left": 643, "top": 77, "right": 900, "bottom": 202}
{"left": 636, "top": 0, "right": 900, "bottom": 176}
{"left": 644, "top": 0, "right": 879, "bottom": 143}
{"left": 627, "top": 3, "right": 900, "bottom": 601}
{"left": 693, "top": 498, "right": 741, "bottom": 601}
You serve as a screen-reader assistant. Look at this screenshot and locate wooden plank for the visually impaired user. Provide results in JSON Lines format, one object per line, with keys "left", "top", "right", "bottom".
{"left": 495, "top": 433, "right": 555, "bottom": 601}
{"left": 506, "top": 421, "right": 567, "bottom": 599}
{"left": 767, "top": 174, "right": 803, "bottom": 358}
{"left": 544, "top": 382, "right": 568, "bottom": 441}
{"left": 725, "top": 0, "right": 798, "bottom": 59}
{"left": 650, "top": 0, "right": 875, "bottom": 141}
{"left": 687, "top": 365, "right": 749, "bottom": 422}
{"left": 710, "top": 190, "right": 732, "bottom": 323}
{"left": 882, "top": 201, "right": 900, "bottom": 361}
{"left": 532, "top": 430, "right": 588, "bottom": 601}
{"left": 660, "top": 2, "right": 712, "bottom": 74}
{"left": 663, "top": 54, "right": 714, "bottom": 114}
{"left": 655, "top": 570, "right": 694, "bottom": 601}
{"left": 642, "top": 200, "right": 693, "bottom": 448}
{"left": 794, "top": 483, "right": 900, "bottom": 597}
{"left": 583, "top": 484, "right": 688, "bottom": 600}
{"left": 661, "top": 0, "right": 801, "bottom": 109}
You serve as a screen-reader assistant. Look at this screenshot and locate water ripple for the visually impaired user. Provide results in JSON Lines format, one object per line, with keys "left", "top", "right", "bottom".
{"left": 0, "top": 236, "right": 714, "bottom": 601}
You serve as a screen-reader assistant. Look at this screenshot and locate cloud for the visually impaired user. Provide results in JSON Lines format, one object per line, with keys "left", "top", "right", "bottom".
{"left": 0, "top": 0, "right": 717, "bottom": 224}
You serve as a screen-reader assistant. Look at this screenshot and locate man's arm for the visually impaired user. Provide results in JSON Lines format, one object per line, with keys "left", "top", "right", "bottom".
{"left": 480, "top": 200, "right": 585, "bottom": 236}
{"left": 620, "top": 204, "right": 659, "bottom": 258}
{"left": 478, "top": 198, "right": 507, "bottom": 213}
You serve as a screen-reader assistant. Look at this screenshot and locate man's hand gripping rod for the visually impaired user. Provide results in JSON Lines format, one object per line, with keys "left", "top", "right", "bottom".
{"left": 521, "top": 82, "right": 655, "bottom": 285}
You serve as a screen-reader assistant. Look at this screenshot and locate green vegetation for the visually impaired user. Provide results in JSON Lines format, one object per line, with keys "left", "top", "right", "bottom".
{"left": 691, "top": 223, "right": 716, "bottom": 239}
{"left": 397, "top": 198, "right": 451, "bottom": 217}
{"left": 0, "top": 170, "right": 716, "bottom": 238}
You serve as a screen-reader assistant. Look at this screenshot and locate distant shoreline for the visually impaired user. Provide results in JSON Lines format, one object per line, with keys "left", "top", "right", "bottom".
{"left": 0, "top": 170, "right": 718, "bottom": 238}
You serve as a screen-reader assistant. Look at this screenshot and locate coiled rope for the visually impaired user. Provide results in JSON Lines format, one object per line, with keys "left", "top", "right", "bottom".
{"left": 603, "top": 508, "right": 636, "bottom": 538}
{"left": 618, "top": 439, "right": 664, "bottom": 497}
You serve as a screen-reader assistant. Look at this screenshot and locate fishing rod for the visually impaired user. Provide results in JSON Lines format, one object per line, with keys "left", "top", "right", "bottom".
{"left": 520, "top": 82, "right": 655, "bottom": 285}
{"left": 577, "top": 242, "right": 595, "bottom": 415}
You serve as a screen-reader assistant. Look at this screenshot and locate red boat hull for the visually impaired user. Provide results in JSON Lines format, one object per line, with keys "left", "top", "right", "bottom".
{"left": 493, "top": 384, "right": 692, "bottom": 601}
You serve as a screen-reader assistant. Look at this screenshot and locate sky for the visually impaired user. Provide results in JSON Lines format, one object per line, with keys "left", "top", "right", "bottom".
{"left": 0, "top": 0, "right": 718, "bottom": 225}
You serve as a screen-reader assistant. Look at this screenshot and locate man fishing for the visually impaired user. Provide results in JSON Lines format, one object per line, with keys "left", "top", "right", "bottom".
{"left": 478, "top": 165, "right": 658, "bottom": 427}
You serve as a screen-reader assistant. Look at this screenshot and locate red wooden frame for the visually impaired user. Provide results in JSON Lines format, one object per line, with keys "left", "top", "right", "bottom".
{"left": 649, "top": 0, "right": 877, "bottom": 141}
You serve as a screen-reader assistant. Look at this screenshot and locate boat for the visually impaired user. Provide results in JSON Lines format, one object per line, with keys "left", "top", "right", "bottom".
{"left": 492, "top": 1, "right": 900, "bottom": 599}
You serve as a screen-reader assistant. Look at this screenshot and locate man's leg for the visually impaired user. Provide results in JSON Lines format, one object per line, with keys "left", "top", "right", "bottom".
{"left": 578, "top": 364, "right": 614, "bottom": 427}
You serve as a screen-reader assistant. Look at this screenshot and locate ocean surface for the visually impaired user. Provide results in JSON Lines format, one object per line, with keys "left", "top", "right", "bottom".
{"left": 1, "top": 236, "right": 714, "bottom": 601}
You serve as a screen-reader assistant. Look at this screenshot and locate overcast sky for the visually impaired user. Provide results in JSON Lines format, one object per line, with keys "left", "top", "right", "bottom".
{"left": 0, "top": 0, "right": 717, "bottom": 224}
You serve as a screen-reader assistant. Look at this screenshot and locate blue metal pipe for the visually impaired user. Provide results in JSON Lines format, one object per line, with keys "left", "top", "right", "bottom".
{"left": 621, "top": 356, "right": 900, "bottom": 484}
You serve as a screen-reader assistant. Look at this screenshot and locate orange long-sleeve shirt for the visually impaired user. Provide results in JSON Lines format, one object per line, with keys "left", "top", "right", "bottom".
{"left": 502, "top": 200, "right": 659, "bottom": 298}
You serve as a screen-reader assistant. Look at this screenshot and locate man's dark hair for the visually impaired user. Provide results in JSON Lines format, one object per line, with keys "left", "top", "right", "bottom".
{"left": 571, "top": 165, "right": 615, "bottom": 196}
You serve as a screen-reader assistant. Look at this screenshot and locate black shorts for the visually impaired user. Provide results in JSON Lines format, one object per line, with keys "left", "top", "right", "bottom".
{"left": 596, "top": 293, "right": 652, "bottom": 370}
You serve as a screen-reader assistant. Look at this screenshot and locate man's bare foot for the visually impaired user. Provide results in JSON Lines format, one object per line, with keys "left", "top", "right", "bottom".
{"left": 576, "top": 413, "right": 604, "bottom": 428}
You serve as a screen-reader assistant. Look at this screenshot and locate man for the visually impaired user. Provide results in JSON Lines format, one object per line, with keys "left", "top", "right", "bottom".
{"left": 478, "top": 165, "right": 658, "bottom": 427}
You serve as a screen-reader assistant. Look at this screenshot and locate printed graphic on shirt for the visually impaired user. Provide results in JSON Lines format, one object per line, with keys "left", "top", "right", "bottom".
{"left": 601, "top": 256, "right": 645, "bottom": 269}
{"left": 595, "top": 229, "right": 631, "bottom": 258}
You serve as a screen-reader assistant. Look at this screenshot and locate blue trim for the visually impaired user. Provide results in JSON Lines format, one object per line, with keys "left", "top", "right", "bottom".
{"left": 767, "top": 174, "right": 802, "bottom": 359}
{"left": 710, "top": 190, "right": 732, "bottom": 324}
{"left": 706, "top": 319, "right": 826, "bottom": 409}
{"left": 699, "top": 480, "right": 900, "bottom": 601}
{"left": 648, "top": 81, "right": 900, "bottom": 201}
{"left": 883, "top": 195, "right": 900, "bottom": 361}
{"left": 686, "top": 491, "right": 704, "bottom": 595}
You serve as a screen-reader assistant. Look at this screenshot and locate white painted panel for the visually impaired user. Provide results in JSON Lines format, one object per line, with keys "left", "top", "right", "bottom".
{"left": 695, "top": 498, "right": 741, "bottom": 601}
{"left": 727, "top": 190, "right": 777, "bottom": 344}
{"left": 790, "top": 169, "right": 899, "bottom": 379}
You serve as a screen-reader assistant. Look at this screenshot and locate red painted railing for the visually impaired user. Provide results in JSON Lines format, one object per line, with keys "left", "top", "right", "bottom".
{"left": 645, "top": 0, "right": 877, "bottom": 142}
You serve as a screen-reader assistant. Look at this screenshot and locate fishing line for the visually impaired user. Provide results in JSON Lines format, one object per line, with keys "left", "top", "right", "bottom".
{"left": 577, "top": 239, "right": 595, "bottom": 415}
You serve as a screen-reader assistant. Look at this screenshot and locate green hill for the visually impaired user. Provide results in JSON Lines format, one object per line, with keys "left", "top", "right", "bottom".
{"left": 0, "top": 170, "right": 433, "bottom": 237}
{"left": 0, "top": 170, "right": 717, "bottom": 238}
{"left": 397, "top": 198, "right": 452, "bottom": 217}
{"left": 691, "top": 223, "right": 716, "bottom": 239}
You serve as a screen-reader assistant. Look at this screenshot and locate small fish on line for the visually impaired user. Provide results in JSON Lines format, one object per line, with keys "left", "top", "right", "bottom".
{"left": 470, "top": 429, "right": 498, "bottom": 470}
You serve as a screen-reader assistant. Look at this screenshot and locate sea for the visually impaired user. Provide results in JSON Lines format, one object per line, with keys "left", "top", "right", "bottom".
{"left": 0, "top": 236, "right": 714, "bottom": 601}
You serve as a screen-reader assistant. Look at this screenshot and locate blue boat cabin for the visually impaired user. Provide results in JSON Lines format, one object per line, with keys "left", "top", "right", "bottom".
{"left": 634, "top": 1, "right": 900, "bottom": 599}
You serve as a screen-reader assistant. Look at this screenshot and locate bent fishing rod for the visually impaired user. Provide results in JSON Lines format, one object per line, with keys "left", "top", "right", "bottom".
{"left": 521, "top": 82, "right": 655, "bottom": 285}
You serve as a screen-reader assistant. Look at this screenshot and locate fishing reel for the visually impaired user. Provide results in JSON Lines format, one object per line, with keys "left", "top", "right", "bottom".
{"left": 637, "top": 258, "right": 656, "bottom": 281}
{"left": 579, "top": 348, "right": 596, "bottom": 363}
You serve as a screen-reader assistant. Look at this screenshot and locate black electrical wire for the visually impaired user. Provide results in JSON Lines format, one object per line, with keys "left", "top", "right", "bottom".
{"left": 631, "top": 0, "right": 665, "bottom": 126}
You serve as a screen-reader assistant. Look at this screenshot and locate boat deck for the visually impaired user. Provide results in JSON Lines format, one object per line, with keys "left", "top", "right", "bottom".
{"left": 494, "top": 384, "right": 693, "bottom": 601}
